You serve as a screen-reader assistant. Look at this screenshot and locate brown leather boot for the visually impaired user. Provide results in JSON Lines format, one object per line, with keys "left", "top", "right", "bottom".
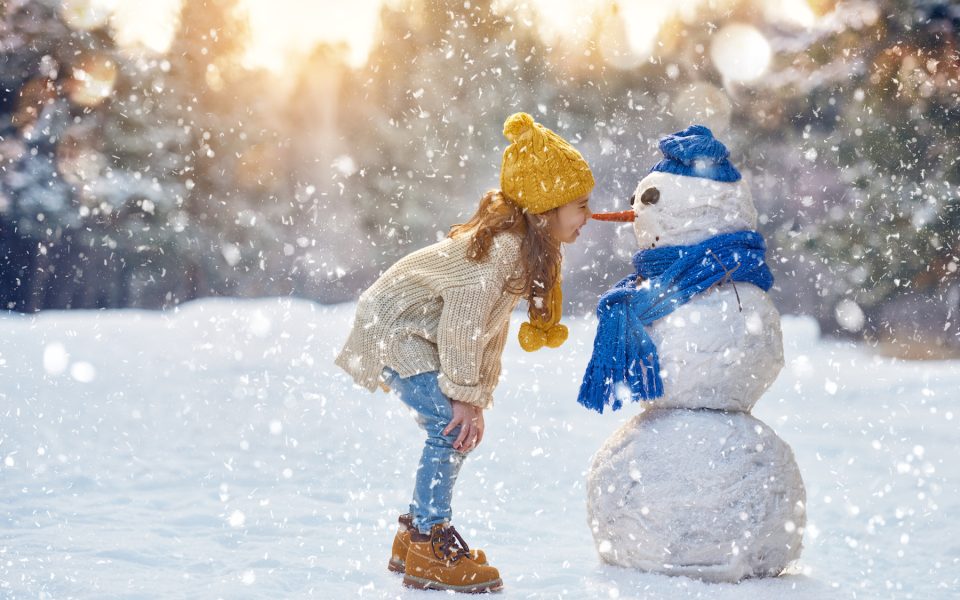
{"left": 402, "top": 523, "right": 502, "bottom": 592}
{"left": 388, "top": 514, "right": 487, "bottom": 574}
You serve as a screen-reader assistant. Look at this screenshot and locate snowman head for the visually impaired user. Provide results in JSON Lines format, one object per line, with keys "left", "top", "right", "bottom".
{"left": 595, "top": 125, "right": 758, "bottom": 249}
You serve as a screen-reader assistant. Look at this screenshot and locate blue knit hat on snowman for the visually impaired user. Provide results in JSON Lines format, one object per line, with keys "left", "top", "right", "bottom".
{"left": 649, "top": 124, "right": 742, "bottom": 183}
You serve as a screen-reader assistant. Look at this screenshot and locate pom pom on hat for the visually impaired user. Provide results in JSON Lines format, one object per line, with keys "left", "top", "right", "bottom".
{"left": 503, "top": 112, "right": 535, "bottom": 143}
{"left": 650, "top": 124, "right": 742, "bottom": 182}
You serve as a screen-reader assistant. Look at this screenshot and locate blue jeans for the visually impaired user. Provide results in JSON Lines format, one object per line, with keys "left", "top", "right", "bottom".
{"left": 380, "top": 366, "right": 470, "bottom": 534}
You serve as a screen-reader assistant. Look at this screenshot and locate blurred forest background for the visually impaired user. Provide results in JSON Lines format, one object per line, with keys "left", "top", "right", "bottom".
{"left": 1, "top": 0, "right": 959, "bottom": 355}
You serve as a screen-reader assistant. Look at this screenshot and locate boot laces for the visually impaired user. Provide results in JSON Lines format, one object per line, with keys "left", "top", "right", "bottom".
{"left": 433, "top": 525, "right": 471, "bottom": 563}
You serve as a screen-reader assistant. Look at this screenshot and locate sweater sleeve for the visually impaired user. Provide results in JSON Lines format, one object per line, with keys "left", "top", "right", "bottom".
{"left": 435, "top": 281, "right": 502, "bottom": 408}
{"left": 435, "top": 237, "right": 519, "bottom": 409}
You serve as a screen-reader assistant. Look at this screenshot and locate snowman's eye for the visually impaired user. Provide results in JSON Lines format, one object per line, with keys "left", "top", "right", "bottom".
{"left": 640, "top": 187, "right": 660, "bottom": 205}
{"left": 629, "top": 192, "right": 636, "bottom": 207}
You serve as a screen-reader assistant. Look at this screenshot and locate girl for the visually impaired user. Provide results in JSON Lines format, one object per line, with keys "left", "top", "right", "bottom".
{"left": 334, "top": 112, "right": 594, "bottom": 593}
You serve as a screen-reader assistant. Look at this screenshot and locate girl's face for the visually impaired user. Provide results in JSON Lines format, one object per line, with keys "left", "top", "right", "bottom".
{"left": 547, "top": 194, "right": 592, "bottom": 244}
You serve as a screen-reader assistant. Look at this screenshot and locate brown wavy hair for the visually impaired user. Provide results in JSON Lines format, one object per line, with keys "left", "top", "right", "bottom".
{"left": 448, "top": 190, "right": 562, "bottom": 323}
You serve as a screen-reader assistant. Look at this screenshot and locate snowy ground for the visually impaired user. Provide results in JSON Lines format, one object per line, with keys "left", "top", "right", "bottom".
{"left": 1, "top": 297, "right": 957, "bottom": 599}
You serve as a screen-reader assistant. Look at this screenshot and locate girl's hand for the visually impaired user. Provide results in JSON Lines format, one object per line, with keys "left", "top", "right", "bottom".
{"left": 444, "top": 400, "right": 484, "bottom": 453}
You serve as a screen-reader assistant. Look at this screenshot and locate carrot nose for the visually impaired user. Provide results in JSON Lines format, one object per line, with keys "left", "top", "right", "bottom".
{"left": 591, "top": 210, "right": 636, "bottom": 222}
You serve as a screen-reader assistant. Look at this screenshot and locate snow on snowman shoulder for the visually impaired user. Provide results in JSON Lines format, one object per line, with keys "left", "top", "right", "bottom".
{"left": 581, "top": 125, "right": 807, "bottom": 584}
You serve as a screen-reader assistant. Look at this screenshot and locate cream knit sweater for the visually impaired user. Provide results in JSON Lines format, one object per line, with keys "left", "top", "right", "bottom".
{"left": 334, "top": 231, "right": 524, "bottom": 409}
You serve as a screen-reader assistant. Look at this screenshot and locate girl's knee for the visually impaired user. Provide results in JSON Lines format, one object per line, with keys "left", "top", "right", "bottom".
{"left": 427, "top": 424, "right": 473, "bottom": 453}
{"left": 426, "top": 424, "right": 458, "bottom": 447}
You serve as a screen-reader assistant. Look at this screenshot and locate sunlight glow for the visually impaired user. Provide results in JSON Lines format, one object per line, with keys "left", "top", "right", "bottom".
{"left": 107, "top": 0, "right": 381, "bottom": 67}
{"left": 505, "top": 0, "right": 679, "bottom": 65}
{"left": 103, "top": 0, "right": 803, "bottom": 76}
{"left": 67, "top": 54, "right": 118, "bottom": 106}
{"left": 109, "top": 0, "right": 180, "bottom": 53}
{"left": 594, "top": 1, "right": 676, "bottom": 68}
{"left": 762, "top": 0, "right": 816, "bottom": 28}
{"left": 238, "top": 0, "right": 383, "bottom": 69}
{"left": 60, "top": 0, "right": 113, "bottom": 31}
{"left": 710, "top": 23, "right": 772, "bottom": 83}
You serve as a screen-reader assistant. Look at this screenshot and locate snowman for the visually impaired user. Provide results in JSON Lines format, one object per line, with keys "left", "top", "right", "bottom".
{"left": 578, "top": 125, "right": 806, "bottom": 583}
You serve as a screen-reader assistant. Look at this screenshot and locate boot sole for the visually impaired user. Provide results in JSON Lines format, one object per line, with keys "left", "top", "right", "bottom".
{"left": 402, "top": 574, "right": 503, "bottom": 593}
{"left": 389, "top": 557, "right": 488, "bottom": 574}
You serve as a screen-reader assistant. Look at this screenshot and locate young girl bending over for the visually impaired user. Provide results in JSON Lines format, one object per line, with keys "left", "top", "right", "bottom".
{"left": 334, "top": 112, "right": 594, "bottom": 593}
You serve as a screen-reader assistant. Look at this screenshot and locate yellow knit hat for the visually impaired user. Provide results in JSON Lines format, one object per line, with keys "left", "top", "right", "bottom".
{"left": 500, "top": 112, "right": 593, "bottom": 352}
{"left": 500, "top": 112, "right": 595, "bottom": 214}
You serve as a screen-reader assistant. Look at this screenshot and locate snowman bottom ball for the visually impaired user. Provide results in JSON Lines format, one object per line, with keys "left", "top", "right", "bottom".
{"left": 587, "top": 408, "right": 806, "bottom": 583}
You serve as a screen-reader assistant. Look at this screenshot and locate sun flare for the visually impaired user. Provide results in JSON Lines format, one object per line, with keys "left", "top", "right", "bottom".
{"left": 102, "top": 0, "right": 674, "bottom": 71}
{"left": 99, "top": 0, "right": 812, "bottom": 74}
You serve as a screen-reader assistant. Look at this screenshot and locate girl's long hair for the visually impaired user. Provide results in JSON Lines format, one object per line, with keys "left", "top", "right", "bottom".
{"left": 448, "top": 190, "right": 561, "bottom": 324}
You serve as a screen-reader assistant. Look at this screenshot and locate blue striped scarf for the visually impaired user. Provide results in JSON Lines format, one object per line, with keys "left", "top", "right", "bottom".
{"left": 577, "top": 230, "right": 774, "bottom": 413}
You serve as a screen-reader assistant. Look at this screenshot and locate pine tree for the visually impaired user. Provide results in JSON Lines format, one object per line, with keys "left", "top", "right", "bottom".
{"left": 741, "top": 0, "right": 960, "bottom": 349}
{"left": 0, "top": 0, "right": 122, "bottom": 310}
